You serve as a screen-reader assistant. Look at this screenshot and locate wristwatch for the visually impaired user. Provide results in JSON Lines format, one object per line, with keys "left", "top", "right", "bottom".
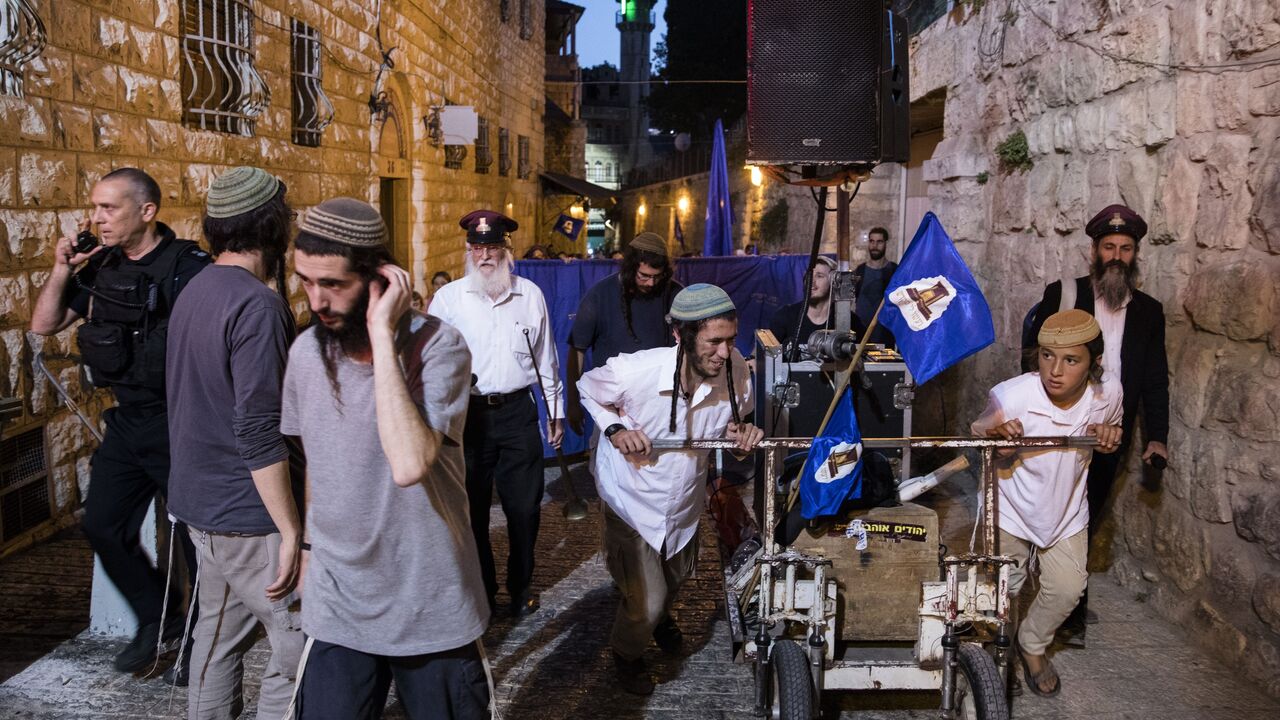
{"left": 603, "top": 423, "right": 627, "bottom": 439}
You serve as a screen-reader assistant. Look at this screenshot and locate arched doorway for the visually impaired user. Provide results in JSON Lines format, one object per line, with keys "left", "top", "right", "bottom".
{"left": 377, "top": 90, "right": 412, "bottom": 271}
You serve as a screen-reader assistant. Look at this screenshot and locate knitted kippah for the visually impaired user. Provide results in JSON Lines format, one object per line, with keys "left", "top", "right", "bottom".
{"left": 668, "top": 283, "right": 735, "bottom": 322}
{"left": 629, "top": 232, "right": 668, "bottom": 257}
{"left": 1038, "top": 309, "right": 1101, "bottom": 348}
{"left": 298, "top": 197, "right": 387, "bottom": 247}
{"left": 206, "top": 167, "right": 280, "bottom": 219}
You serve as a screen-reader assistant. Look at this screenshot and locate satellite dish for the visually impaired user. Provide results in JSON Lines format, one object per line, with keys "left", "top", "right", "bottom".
{"left": 674, "top": 133, "right": 691, "bottom": 152}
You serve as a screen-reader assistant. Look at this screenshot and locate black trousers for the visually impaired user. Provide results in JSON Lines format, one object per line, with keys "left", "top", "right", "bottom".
{"left": 297, "top": 638, "right": 489, "bottom": 720}
{"left": 462, "top": 392, "right": 545, "bottom": 604}
{"left": 81, "top": 405, "right": 197, "bottom": 629}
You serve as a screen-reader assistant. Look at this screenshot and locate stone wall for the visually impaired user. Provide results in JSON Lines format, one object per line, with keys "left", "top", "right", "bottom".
{"left": 909, "top": 0, "right": 1280, "bottom": 694}
{"left": 0, "top": 0, "right": 547, "bottom": 551}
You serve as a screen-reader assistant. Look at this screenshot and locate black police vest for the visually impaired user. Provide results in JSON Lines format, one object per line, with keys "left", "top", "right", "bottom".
{"left": 76, "top": 238, "right": 198, "bottom": 390}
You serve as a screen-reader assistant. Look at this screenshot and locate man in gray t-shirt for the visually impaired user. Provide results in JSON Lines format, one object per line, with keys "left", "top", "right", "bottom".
{"left": 280, "top": 197, "right": 489, "bottom": 719}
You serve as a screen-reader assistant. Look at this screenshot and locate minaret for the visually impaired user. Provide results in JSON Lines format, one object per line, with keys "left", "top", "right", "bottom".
{"left": 617, "top": 0, "right": 655, "bottom": 175}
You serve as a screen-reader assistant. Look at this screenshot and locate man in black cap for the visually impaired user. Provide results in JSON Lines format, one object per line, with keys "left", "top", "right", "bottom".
{"left": 565, "top": 231, "right": 682, "bottom": 435}
{"left": 1024, "top": 203, "right": 1169, "bottom": 645}
{"left": 431, "top": 210, "right": 564, "bottom": 620}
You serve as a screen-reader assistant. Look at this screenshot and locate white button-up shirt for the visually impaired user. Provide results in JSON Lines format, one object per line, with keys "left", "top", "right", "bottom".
{"left": 578, "top": 345, "right": 752, "bottom": 558}
{"left": 1092, "top": 290, "right": 1128, "bottom": 391}
{"left": 971, "top": 373, "right": 1123, "bottom": 548}
{"left": 430, "top": 274, "right": 564, "bottom": 417}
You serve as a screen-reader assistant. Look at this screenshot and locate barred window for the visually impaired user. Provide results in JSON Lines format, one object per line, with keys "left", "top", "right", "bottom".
{"left": 474, "top": 117, "right": 492, "bottom": 174}
{"left": 181, "top": 0, "right": 271, "bottom": 136}
{"left": 517, "top": 135, "right": 530, "bottom": 179}
{"left": 498, "top": 127, "right": 511, "bottom": 177}
{"left": 290, "top": 20, "right": 333, "bottom": 147}
{"left": 0, "top": 0, "right": 47, "bottom": 98}
{"left": 519, "top": 0, "right": 532, "bottom": 40}
{"left": 444, "top": 144, "right": 467, "bottom": 170}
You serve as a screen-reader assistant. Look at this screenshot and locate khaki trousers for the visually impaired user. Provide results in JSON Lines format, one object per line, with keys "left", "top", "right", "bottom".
{"left": 602, "top": 504, "right": 699, "bottom": 660}
{"left": 186, "top": 530, "right": 305, "bottom": 720}
{"left": 1001, "top": 528, "right": 1089, "bottom": 656}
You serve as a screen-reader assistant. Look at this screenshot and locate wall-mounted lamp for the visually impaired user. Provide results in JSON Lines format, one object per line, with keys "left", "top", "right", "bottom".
{"left": 676, "top": 196, "right": 690, "bottom": 214}
{"left": 370, "top": 91, "right": 392, "bottom": 123}
{"left": 749, "top": 166, "right": 764, "bottom": 187}
{"left": 422, "top": 107, "right": 442, "bottom": 146}
{"left": 637, "top": 203, "right": 647, "bottom": 217}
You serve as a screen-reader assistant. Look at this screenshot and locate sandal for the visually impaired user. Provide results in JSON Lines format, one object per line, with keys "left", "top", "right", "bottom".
{"left": 1017, "top": 647, "right": 1061, "bottom": 697}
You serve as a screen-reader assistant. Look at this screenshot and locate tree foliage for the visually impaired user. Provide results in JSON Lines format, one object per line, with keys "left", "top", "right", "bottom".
{"left": 647, "top": 0, "right": 746, "bottom": 139}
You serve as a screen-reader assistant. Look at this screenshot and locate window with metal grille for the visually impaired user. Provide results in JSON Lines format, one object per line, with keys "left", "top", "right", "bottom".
{"left": 0, "top": 0, "right": 46, "bottom": 98}
{"left": 0, "top": 425, "right": 52, "bottom": 545}
{"left": 519, "top": 0, "right": 532, "bottom": 40}
{"left": 498, "top": 127, "right": 511, "bottom": 177}
{"left": 444, "top": 144, "right": 467, "bottom": 170}
{"left": 474, "top": 117, "right": 492, "bottom": 174}
{"left": 181, "top": 0, "right": 271, "bottom": 137}
{"left": 290, "top": 19, "right": 333, "bottom": 147}
{"left": 517, "top": 135, "right": 531, "bottom": 179}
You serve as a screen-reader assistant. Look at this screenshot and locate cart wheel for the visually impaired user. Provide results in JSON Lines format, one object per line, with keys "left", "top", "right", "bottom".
{"left": 769, "top": 640, "right": 813, "bottom": 720}
{"left": 953, "top": 643, "right": 1010, "bottom": 720}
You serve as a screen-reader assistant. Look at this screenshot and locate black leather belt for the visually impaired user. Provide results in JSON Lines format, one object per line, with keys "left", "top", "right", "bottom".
{"left": 470, "top": 388, "right": 530, "bottom": 407}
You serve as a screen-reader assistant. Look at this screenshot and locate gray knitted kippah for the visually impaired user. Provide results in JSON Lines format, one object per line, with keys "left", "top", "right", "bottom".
{"left": 206, "top": 167, "right": 280, "bottom": 218}
{"left": 298, "top": 197, "right": 387, "bottom": 247}
{"left": 668, "top": 283, "right": 735, "bottom": 322}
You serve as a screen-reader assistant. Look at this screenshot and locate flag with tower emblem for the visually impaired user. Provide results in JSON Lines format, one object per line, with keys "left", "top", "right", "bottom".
{"left": 799, "top": 386, "right": 863, "bottom": 519}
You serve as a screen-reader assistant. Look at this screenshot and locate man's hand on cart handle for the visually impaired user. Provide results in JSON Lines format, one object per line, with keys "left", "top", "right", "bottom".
{"left": 985, "top": 419, "right": 1024, "bottom": 458}
{"left": 611, "top": 427, "right": 652, "bottom": 457}
{"left": 725, "top": 422, "right": 765, "bottom": 454}
{"left": 1087, "top": 423, "right": 1123, "bottom": 453}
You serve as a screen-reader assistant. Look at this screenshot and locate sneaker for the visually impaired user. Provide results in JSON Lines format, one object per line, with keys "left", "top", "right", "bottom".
{"left": 113, "top": 622, "right": 164, "bottom": 673}
{"left": 510, "top": 595, "right": 540, "bottom": 619}
{"left": 652, "top": 616, "right": 683, "bottom": 654}
{"left": 162, "top": 654, "right": 189, "bottom": 687}
{"left": 1058, "top": 622, "right": 1086, "bottom": 649}
{"left": 612, "top": 651, "right": 654, "bottom": 696}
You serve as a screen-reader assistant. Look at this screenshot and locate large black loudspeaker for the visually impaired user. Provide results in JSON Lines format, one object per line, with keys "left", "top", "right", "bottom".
{"left": 748, "top": 1, "right": 909, "bottom": 166}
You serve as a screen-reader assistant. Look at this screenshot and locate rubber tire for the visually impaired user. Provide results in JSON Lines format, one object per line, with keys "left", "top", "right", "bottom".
{"left": 771, "top": 639, "right": 814, "bottom": 720}
{"left": 954, "top": 643, "right": 1010, "bottom": 720}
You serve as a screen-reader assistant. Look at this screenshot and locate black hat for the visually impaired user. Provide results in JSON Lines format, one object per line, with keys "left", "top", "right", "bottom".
{"left": 1085, "top": 204, "right": 1147, "bottom": 242}
{"left": 459, "top": 209, "right": 517, "bottom": 245}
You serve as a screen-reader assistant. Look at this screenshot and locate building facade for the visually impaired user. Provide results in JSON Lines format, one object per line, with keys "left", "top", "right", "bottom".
{"left": 0, "top": 0, "right": 550, "bottom": 553}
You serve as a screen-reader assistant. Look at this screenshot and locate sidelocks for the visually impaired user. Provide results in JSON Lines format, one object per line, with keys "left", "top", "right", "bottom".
{"left": 652, "top": 434, "right": 1097, "bottom": 720}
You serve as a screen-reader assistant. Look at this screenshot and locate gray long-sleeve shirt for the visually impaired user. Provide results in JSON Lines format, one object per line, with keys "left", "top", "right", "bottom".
{"left": 166, "top": 264, "right": 299, "bottom": 534}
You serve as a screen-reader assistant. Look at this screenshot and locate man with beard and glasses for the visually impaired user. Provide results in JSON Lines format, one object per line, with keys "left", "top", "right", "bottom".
{"left": 853, "top": 226, "right": 897, "bottom": 347}
{"left": 767, "top": 256, "right": 867, "bottom": 361}
{"left": 166, "top": 167, "right": 304, "bottom": 710}
{"left": 430, "top": 210, "right": 564, "bottom": 621}
{"left": 565, "top": 232, "right": 682, "bottom": 435}
{"left": 577, "top": 283, "right": 764, "bottom": 695}
{"left": 281, "top": 197, "right": 490, "bottom": 718}
{"left": 1024, "top": 203, "right": 1169, "bottom": 647}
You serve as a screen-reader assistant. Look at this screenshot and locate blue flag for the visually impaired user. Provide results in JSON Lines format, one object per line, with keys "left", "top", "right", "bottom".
{"left": 553, "top": 213, "right": 584, "bottom": 241}
{"left": 799, "top": 387, "right": 863, "bottom": 520}
{"left": 703, "top": 118, "right": 733, "bottom": 256}
{"left": 877, "top": 213, "right": 995, "bottom": 385}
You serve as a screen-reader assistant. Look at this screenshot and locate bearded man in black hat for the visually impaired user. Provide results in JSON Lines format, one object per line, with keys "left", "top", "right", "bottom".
{"left": 430, "top": 210, "right": 564, "bottom": 621}
{"left": 1024, "top": 203, "right": 1169, "bottom": 645}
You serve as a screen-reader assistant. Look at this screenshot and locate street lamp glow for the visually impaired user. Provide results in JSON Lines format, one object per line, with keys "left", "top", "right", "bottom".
{"left": 637, "top": 203, "right": 647, "bottom": 216}
{"left": 750, "top": 166, "right": 764, "bottom": 187}
{"left": 676, "top": 196, "right": 690, "bottom": 214}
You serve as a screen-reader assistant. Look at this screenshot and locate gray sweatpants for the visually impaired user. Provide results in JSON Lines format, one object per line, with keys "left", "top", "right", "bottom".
{"left": 602, "top": 504, "right": 699, "bottom": 661}
{"left": 186, "top": 530, "right": 305, "bottom": 720}
{"left": 1001, "top": 528, "right": 1089, "bottom": 656}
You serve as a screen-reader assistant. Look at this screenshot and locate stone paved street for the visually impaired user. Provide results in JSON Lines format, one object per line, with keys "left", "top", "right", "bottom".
{"left": 1, "top": 464, "right": 1277, "bottom": 718}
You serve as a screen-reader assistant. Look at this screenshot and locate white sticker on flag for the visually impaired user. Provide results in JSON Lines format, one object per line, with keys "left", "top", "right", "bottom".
{"left": 815, "top": 441, "right": 862, "bottom": 484}
{"left": 889, "top": 275, "right": 958, "bottom": 331}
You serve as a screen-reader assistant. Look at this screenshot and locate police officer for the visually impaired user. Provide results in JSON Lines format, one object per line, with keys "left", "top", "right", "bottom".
{"left": 430, "top": 210, "right": 564, "bottom": 620}
{"left": 31, "top": 168, "right": 210, "bottom": 674}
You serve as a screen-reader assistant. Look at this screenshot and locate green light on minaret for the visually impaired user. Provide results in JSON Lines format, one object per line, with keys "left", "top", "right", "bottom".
{"left": 620, "top": 0, "right": 637, "bottom": 23}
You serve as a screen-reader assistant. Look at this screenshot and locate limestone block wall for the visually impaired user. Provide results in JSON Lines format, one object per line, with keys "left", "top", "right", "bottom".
{"left": 908, "top": 0, "right": 1280, "bottom": 694}
{"left": 0, "top": 0, "right": 546, "bottom": 551}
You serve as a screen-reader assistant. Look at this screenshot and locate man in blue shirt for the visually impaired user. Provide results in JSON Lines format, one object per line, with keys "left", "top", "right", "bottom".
{"left": 565, "top": 232, "right": 682, "bottom": 435}
{"left": 854, "top": 226, "right": 897, "bottom": 347}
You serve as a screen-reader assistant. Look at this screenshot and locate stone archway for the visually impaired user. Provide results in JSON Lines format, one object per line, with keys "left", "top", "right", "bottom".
{"left": 376, "top": 81, "right": 412, "bottom": 272}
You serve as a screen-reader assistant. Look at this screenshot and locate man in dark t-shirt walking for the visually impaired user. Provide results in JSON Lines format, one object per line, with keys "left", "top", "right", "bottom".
{"left": 166, "top": 167, "right": 304, "bottom": 718}
{"left": 565, "top": 232, "right": 682, "bottom": 435}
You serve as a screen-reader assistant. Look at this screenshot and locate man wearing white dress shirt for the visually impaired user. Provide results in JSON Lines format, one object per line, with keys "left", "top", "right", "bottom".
{"left": 577, "top": 283, "right": 764, "bottom": 695}
{"left": 430, "top": 210, "right": 564, "bottom": 621}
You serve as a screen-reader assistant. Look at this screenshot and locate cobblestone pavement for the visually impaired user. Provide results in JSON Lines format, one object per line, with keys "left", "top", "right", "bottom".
{"left": 2, "top": 464, "right": 1277, "bottom": 719}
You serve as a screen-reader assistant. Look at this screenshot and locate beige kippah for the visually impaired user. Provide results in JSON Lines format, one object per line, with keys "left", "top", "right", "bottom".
{"left": 1038, "top": 309, "right": 1101, "bottom": 348}
{"left": 629, "top": 232, "right": 668, "bottom": 257}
